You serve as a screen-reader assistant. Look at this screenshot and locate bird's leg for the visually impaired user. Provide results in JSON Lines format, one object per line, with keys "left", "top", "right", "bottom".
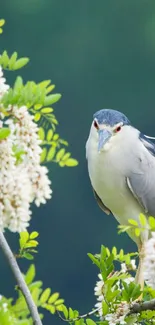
{"left": 135, "top": 243, "right": 145, "bottom": 300}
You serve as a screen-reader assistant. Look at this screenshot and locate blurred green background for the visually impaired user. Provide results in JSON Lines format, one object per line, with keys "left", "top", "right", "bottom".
{"left": 1, "top": 1, "right": 155, "bottom": 324}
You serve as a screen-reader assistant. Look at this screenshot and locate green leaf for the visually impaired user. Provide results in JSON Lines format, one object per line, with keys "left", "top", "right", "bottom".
{"left": 40, "top": 147, "right": 47, "bottom": 163}
{"left": 46, "top": 84, "right": 55, "bottom": 93}
{"left": 19, "top": 231, "right": 29, "bottom": 248}
{"left": 25, "top": 264, "right": 36, "bottom": 285}
{"left": 86, "top": 319, "right": 96, "bottom": 325}
{"left": 25, "top": 240, "right": 38, "bottom": 248}
{"left": 62, "top": 153, "right": 71, "bottom": 161}
{"left": 65, "top": 158, "right": 78, "bottom": 167}
{"left": 0, "top": 19, "right": 5, "bottom": 27}
{"left": 54, "top": 298, "right": 64, "bottom": 305}
{"left": 128, "top": 219, "right": 138, "bottom": 226}
{"left": 62, "top": 305, "right": 68, "bottom": 319}
{"left": 8, "top": 52, "right": 18, "bottom": 69}
{"left": 0, "top": 128, "right": 10, "bottom": 140}
{"left": 118, "top": 225, "right": 132, "bottom": 233}
{"left": 23, "top": 252, "right": 34, "bottom": 260}
{"left": 56, "top": 148, "right": 65, "bottom": 161}
{"left": 38, "top": 80, "right": 51, "bottom": 88}
{"left": 59, "top": 161, "right": 65, "bottom": 167}
{"left": 1, "top": 51, "right": 9, "bottom": 68}
{"left": 101, "top": 245, "right": 107, "bottom": 260}
{"left": 69, "top": 308, "right": 74, "bottom": 319}
{"left": 46, "top": 129, "right": 53, "bottom": 141}
{"left": 48, "top": 292, "right": 59, "bottom": 304}
{"left": 102, "top": 301, "right": 109, "bottom": 315}
{"left": 14, "top": 76, "right": 23, "bottom": 89}
{"left": 139, "top": 213, "right": 146, "bottom": 227}
{"left": 34, "top": 104, "right": 42, "bottom": 110}
{"left": 47, "top": 147, "right": 56, "bottom": 161}
{"left": 31, "top": 287, "right": 40, "bottom": 304}
{"left": 53, "top": 134, "right": 59, "bottom": 141}
{"left": 38, "top": 127, "right": 45, "bottom": 141}
{"left": 44, "top": 304, "right": 56, "bottom": 314}
{"left": 56, "top": 304, "right": 64, "bottom": 311}
{"left": 41, "top": 107, "right": 53, "bottom": 113}
{"left": 112, "top": 246, "right": 117, "bottom": 256}
{"left": 40, "top": 288, "right": 51, "bottom": 304}
{"left": 13, "top": 57, "right": 29, "bottom": 70}
{"left": 34, "top": 113, "right": 41, "bottom": 122}
{"left": 119, "top": 249, "right": 124, "bottom": 260}
{"left": 30, "top": 231, "right": 39, "bottom": 239}
{"left": 107, "top": 289, "right": 119, "bottom": 302}
{"left": 29, "top": 280, "right": 43, "bottom": 291}
{"left": 149, "top": 216, "right": 155, "bottom": 230}
{"left": 135, "top": 228, "right": 141, "bottom": 237}
{"left": 106, "top": 247, "right": 110, "bottom": 256}
{"left": 44, "top": 93, "right": 61, "bottom": 106}
{"left": 87, "top": 253, "right": 100, "bottom": 268}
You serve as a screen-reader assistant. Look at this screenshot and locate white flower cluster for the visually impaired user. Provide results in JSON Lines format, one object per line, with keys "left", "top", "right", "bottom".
{"left": 143, "top": 232, "right": 155, "bottom": 288}
{"left": 94, "top": 260, "right": 136, "bottom": 323}
{"left": 105, "top": 302, "right": 129, "bottom": 325}
{"left": 0, "top": 66, "right": 52, "bottom": 232}
{"left": 94, "top": 273, "right": 104, "bottom": 318}
{"left": 121, "top": 259, "right": 137, "bottom": 273}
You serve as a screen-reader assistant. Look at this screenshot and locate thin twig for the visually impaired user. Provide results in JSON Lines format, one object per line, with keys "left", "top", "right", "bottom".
{"left": 0, "top": 230, "right": 42, "bottom": 325}
{"left": 57, "top": 307, "right": 101, "bottom": 322}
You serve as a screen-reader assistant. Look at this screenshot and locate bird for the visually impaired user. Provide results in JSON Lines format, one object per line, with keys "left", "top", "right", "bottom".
{"left": 86, "top": 108, "right": 155, "bottom": 289}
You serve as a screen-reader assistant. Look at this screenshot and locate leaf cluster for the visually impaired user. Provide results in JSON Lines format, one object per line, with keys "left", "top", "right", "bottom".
{"left": 1, "top": 264, "right": 65, "bottom": 325}
{"left": 0, "top": 51, "right": 29, "bottom": 71}
{"left": 17, "top": 231, "right": 39, "bottom": 260}
{"left": 39, "top": 127, "right": 78, "bottom": 166}
{"left": 118, "top": 214, "right": 155, "bottom": 238}
{"left": 88, "top": 246, "right": 140, "bottom": 305}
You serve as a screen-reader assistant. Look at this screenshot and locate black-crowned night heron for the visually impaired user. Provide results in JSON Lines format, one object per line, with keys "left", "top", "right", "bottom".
{"left": 86, "top": 108, "right": 155, "bottom": 288}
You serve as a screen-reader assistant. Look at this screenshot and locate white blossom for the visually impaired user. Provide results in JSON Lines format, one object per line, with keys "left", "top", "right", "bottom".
{"left": 0, "top": 65, "right": 9, "bottom": 99}
{"left": 123, "top": 276, "right": 135, "bottom": 285}
{"left": 121, "top": 263, "right": 127, "bottom": 273}
{"left": 130, "top": 259, "right": 136, "bottom": 270}
{"left": 94, "top": 273, "right": 104, "bottom": 297}
{"left": 143, "top": 232, "right": 155, "bottom": 288}
{"left": 105, "top": 302, "right": 129, "bottom": 325}
{"left": 0, "top": 67, "right": 52, "bottom": 232}
{"left": 121, "top": 259, "right": 136, "bottom": 273}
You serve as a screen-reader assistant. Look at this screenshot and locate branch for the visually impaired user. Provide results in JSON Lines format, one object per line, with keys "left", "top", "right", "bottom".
{"left": 0, "top": 231, "right": 43, "bottom": 325}
{"left": 129, "top": 299, "right": 155, "bottom": 314}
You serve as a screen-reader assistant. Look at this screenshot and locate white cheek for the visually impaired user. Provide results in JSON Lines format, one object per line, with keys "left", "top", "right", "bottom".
{"left": 104, "top": 142, "right": 112, "bottom": 151}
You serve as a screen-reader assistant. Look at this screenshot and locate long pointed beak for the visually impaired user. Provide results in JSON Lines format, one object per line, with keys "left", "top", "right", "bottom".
{"left": 98, "top": 129, "right": 112, "bottom": 152}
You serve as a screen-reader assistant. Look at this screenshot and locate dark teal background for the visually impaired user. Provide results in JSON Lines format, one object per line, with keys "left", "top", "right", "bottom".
{"left": 1, "top": 1, "right": 155, "bottom": 324}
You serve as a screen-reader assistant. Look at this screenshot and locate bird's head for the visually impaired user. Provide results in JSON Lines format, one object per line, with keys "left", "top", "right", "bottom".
{"left": 92, "top": 109, "right": 130, "bottom": 152}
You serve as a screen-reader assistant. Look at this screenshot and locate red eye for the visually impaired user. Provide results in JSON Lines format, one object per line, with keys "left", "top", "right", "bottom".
{"left": 93, "top": 120, "right": 99, "bottom": 130}
{"left": 115, "top": 126, "right": 121, "bottom": 132}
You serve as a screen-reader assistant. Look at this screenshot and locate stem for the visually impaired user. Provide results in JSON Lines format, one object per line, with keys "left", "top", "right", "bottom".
{"left": 0, "top": 231, "right": 42, "bottom": 325}
{"left": 130, "top": 299, "right": 155, "bottom": 314}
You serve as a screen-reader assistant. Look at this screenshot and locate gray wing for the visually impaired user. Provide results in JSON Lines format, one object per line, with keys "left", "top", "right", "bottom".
{"left": 126, "top": 133, "right": 155, "bottom": 216}
{"left": 92, "top": 188, "right": 111, "bottom": 215}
